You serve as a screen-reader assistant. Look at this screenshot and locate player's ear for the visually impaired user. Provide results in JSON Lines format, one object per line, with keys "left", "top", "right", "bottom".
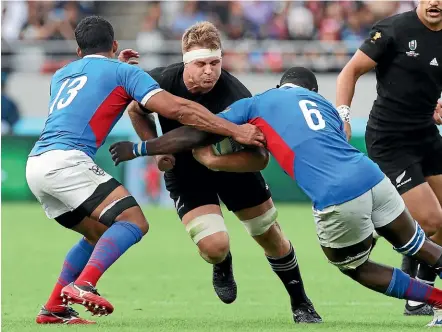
{"left": 76, "top": 47, "right": 83, "bottom": 58}
{"left": 112, "top": 40, "right": 118, "bottom": 54}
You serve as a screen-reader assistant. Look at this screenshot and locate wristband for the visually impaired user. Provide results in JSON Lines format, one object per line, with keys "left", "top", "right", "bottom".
{"left": 337, "top": 105, "right": 351, "bottom": 123}
{"left": 133, "top": 141, "right": 148, "bottom": 157}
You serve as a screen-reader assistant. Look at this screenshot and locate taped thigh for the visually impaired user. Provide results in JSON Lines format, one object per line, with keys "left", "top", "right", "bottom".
{"left": 98, "top": 195, "right": 139, "bottom": 227}
{"left": 331, "top": 247, "right": 372, "bottom": 271}
{"left": 241, "top": 206, "right": 278, "bottom": 236}
{"left": 185, "top": 214, "right": 227, "bottom": 244}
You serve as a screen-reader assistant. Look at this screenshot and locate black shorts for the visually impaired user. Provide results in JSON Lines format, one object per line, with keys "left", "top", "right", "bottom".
{"left": 165, "top": 169, "right": 272, "bottom": 220}
{"left": 365, "top": 126, "right": 442, "bottom": 195}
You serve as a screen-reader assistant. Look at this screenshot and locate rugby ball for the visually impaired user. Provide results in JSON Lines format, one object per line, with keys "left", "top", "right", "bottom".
{"left": 212, "top": 137, "right": 244, "bottom": 156}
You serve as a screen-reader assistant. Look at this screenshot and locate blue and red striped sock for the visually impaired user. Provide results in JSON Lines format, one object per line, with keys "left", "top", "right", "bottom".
{"left": 386, "top": 268, "right": 442, "bottom": 307}
{"left": 75, "top": 222, "right": 143, "bottom": 287}
{"left": 46, "top": 238, "right": 94, "bottom": 311}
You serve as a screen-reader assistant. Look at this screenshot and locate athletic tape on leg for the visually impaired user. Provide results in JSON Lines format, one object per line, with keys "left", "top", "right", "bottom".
{"left": 394, "top": 221, "right": 426, "bottom": 257}
{"left": 241, "top": 207, "right": 278, "bottom": 236}
{"left": 98, "top": 196, "right": 138, "bottom": 227}
{"left": 185, "top": 214, "right": 227, "bottom": 244}
{"left": 331, "top": 247, "right": 371, "bottom": 270}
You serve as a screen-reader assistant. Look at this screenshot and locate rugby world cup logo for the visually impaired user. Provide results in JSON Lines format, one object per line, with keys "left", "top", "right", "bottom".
{"left": 409, "top": 40, "right": 417, "bottom": 51}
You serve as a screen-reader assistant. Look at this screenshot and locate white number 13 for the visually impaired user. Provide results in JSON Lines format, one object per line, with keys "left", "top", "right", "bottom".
{"left": 299, "top": 100, "right": 325, "bottom": 131}
{"left": 49, "top": 76, "right": 88, "bottom": 114}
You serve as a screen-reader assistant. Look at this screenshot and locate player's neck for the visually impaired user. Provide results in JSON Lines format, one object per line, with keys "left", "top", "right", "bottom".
{"left": 182, "top": 70, "right": 214, "bottom": 95}
{"left": 416, "top": 9, "right": 442, "bottom": 31}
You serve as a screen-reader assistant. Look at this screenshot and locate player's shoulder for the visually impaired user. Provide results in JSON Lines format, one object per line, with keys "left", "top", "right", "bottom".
{"left": 148, "top": 63, "right": 183, "bottom": 86}
{"left": 372, "top": 10, "right": 415, "bottom": 34}
{"left": 217, "top": 69, "right": 252, "bottom": 98}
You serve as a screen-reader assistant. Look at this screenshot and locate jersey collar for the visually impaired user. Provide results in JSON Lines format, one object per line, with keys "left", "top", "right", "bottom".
{"left": 279, "top": 83, "right": 301, "bottom": 89}
{"left": 83, "top": 55, "right": 107, "bottom": 59}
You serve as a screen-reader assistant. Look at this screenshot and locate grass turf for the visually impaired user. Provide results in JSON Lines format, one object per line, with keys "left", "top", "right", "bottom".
{"left": 2, "top": 203, "right": 432, "bottom": 331}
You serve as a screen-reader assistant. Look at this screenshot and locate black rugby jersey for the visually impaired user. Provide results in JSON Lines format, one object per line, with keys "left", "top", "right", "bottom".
{"left": 359, "top": 10, "right": 442, "bottom": 132}
{"left": 145, "top": 63, "right": 252, "bottom": 175}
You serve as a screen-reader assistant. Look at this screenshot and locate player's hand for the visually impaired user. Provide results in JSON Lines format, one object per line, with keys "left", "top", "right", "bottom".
{"left": 154, "top": 154, "right": 175, "bottom": 171}
{"left": 192, "top": 146, "right": 215, "bottom": 167}
{"left": 232, "top": 124, "right": 266, "bottom": 148}
{"left": 433, "top": 101, "right": 442, "bottom": 125}
{"left": 343, "top": 122, "right": 352, "bottom": 141}
{"left": 118, "top": 49, "right": 139, "bottom": 65}
{"left": 109, "top": 141, "right": 136, "bottom": 166}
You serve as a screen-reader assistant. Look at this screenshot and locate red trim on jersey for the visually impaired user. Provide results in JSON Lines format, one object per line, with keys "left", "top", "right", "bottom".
{"left": 89, "top": 86, "right": 130, "bottom": 147}
{"left": 249, "top": 117, "right": 295, "bottom": 178}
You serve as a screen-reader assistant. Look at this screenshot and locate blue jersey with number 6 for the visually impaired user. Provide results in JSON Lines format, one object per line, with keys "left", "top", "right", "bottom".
{"left": 30, "top": 55, "right": 161, "bottom": 159}
{"left": 218, "top": 85, "right": 385, "bottom": 210}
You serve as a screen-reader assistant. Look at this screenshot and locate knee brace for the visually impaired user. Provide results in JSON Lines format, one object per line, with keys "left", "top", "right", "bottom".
{"left": 185, "top": 214, "right": 227, "bottom": 244}
{"left": 394, "top": 221, "right": 425, "bottom": 257}
{"left": 241, "top": 206, "right": 278, "bottom": 237}
{"left": 331, "top": 247, "right": 371, "bottom": 271}
{"left": 98, "top": 195, "right": 138, "bottom": 227}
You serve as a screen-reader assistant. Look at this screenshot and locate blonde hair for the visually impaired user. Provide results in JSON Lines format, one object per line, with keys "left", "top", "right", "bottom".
{"left": 182, "top": 21, "right": 222, "bottom": 53}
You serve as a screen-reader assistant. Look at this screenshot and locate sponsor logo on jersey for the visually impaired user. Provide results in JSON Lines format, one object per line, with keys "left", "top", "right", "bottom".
{"left": 406, "top": 40, "right": 419, "bottom": 57}
{"left": 430, "top": 58, "right": 439, "bottom": 66}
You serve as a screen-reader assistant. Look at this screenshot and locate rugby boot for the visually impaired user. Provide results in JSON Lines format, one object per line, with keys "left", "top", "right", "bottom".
{"left": 292, "top": 300, "right": 322, "bottom": 323}
{"left": 213, "top": 252, "right": 237, "bottom": 304}
{"left": 61, "top": 282, "right": 114, "bottom": 316}
{"left": 36, "top": 305, "right": 95, "bottom": 324}
{"left": 404, "top": 301, "right": 433, "bottom": 316}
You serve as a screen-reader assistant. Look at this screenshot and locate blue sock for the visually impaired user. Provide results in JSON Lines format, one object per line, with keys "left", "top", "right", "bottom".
{"left": 59, "top": 238, "right": 94, "bottom": 286}
{"left": 46, "top": 238, "right": 94, "bottom": 310}
{"left": 76, "top": 222, "right": 144, "bottom": 286}
{"left": 385, "top": 268, "right": 432, "bottom": 302}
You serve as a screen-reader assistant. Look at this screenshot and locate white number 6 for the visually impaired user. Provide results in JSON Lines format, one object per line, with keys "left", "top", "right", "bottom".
{"left": 299, "top": 100, "right": 325, "bottom": 130}
{"left": 49, "top": 76, "right": 88, "bottom": 114}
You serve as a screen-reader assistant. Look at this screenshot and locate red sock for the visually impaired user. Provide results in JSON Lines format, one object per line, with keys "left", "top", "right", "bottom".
{"left": 75, "top": 266, "right": 102, "bottom": 287}
{"left": 45, "top": 281, "right": 66, "bottom": 312}
{"left": 427, "top": 287, "right": 442, "bottom": 308}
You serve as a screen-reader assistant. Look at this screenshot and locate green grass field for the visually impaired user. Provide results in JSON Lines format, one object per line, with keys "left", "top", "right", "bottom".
{"left": 2, "top": 203, "right": 434, "bottom": 331}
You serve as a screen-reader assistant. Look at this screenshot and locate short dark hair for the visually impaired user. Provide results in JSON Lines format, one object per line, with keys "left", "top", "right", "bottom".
{"left": 75, "top": 16, "right": 114, "bottom": 55}
{"left": 279, "top": 67, "right": 319, "bottom": 92}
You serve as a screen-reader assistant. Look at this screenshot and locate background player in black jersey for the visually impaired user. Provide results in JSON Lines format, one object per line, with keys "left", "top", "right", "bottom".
{"left": 336, "top": 0, "right": 442, "bottom": 316}
{"left": 126, "top": 21, "right": 321, "bottom": 323}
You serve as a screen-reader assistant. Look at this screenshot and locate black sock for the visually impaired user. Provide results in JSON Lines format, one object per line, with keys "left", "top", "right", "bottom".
{"left": 401, "top": 255, "right": 418, "bottom": 278}
{"left": 266, "top": 243, "right": 309, "bottom": 307}
{"left": 215, "top": 251, "right": 232, "bottom": 269}
{"left": 417, "top": 263, "right": 437, "bottom": 285}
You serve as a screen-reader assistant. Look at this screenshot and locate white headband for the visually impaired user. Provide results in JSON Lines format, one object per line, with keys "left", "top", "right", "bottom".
{"left": 183, "top": 48, "right": 222, "bottom": 64}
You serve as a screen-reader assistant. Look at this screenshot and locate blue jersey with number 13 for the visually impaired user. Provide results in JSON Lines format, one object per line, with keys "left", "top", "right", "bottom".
{"left": 30, "top": 55, "right": 161, "bottom": 159}
{"left": 218, "top": 86, "right": 385, "bottom": 210}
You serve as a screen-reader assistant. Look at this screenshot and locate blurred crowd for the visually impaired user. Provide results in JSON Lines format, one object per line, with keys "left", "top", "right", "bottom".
{"left": 1, "top": 0, "right": 419, "bottom": 74}
{"left": 138, "top": 1, "right": 416, "bottom": 43}
{"left": 1, "top": 1, "right": 96, "bottom": 42}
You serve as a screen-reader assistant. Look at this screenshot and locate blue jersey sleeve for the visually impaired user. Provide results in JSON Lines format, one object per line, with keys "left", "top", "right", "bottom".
{"left": 117, "top": 63, "right": 162, "bottom": 104}
{"left": 217, "top": 98, "right": 254, "bottom": 124}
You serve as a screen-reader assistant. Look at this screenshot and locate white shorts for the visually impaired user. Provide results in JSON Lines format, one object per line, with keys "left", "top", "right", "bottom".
{"left": 26, "top": 150, "right": 115, "bottom": 219}
{"left": 313, "top": 176, "right": 405, "bottom": 249}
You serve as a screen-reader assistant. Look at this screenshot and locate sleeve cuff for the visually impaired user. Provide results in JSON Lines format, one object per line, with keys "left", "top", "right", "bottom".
{"left": 141, "top": 88, "right": 163, "bottom": 106}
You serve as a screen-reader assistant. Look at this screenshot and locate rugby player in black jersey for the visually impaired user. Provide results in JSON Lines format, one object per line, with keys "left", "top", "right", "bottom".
{"left": 336, "top": 0, "right": 442, "bottom": 316}
{"left": 125, "top": 22, "right": 321, "bottom": 323}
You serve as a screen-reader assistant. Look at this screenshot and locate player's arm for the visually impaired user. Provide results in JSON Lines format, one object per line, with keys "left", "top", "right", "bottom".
{"left": 192, "top": 145, "right": 269, "bottom": 172}
{"left": 336, "top": 20, "right": 393, "bottom": 140}
{"left": 127, "top": 101, "right": 158, "bottom": 140}
{"left": 192, "top": 98, "right": 269, "bottom": 172}
{"left": 109, "top": 98, "right": 264, "bottom": 167}
{"left": 118, "top": 63, "right": 264, "bottom": 147}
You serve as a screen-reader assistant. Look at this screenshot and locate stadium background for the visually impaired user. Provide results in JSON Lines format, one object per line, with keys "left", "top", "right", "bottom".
{"left": 2, "top": 1, "right": 441, "bottom": 331}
